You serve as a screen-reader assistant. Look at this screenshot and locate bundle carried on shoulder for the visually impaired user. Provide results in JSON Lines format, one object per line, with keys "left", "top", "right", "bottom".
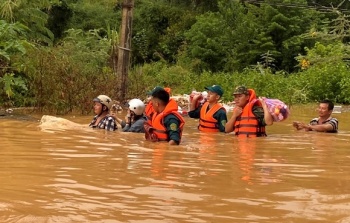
{"left": 189, "top": 90, "right": 208, "bottom": 109}
{"left": 263, "top": 98, "right": 290, "bottom": 122}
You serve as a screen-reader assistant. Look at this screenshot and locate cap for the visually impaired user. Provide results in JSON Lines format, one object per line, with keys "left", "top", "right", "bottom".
{"left": 233, "top": 86, "right": 249, "bottom": 95}
{"left": 205, "top": 85, "right": 224, "bottom": 97}
{"left": 147, "top": 86, "right": 164, "bottom": 95}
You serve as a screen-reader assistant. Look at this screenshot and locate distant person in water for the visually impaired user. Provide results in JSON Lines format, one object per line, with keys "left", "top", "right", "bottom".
{"left": 114, "top": 98, "right": 147, "bottom": 133}
{"left": 89, "top": 95, "right": 117, "bottom": 131}
{"left": 293, "top": 99, "right": 338, "bottom": 133}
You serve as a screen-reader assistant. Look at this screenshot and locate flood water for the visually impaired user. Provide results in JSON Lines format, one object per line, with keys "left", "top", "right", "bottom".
{"left": 1, "top": 105, "right": 350, "bottom": 223}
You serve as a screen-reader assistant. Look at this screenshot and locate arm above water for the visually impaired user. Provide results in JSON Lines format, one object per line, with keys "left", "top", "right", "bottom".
{"left": 225, "top": 106, "right": 242, "bottom": 133}
{"left": 214, "top": 108, "right": 227, "bottom": 132}
{"left": 308, "top": 118, "right": 338, "bottom": 132}
{"left": 164, "top": 114, "right": 181, "bottom": 145}
{"left": 188, "top": 106, "right": 201, "bottom": 119}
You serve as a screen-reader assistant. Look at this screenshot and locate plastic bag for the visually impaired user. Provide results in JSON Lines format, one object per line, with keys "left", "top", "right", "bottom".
{"left": 189, "top": 90, "right": 208, "bottom": 109}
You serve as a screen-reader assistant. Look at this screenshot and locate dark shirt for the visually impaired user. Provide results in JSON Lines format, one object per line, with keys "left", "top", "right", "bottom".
{"left": 121, "top": 115, "right": 147, "bottom": 133}
{"left": 188, "top": 105, "right": 227, "bottom": 132}
{"left": 309, "top": 117, "right": 338, "bottom": 133}
{"left": 252, "top": 105, "right": 266, "bottom": 126}
{"left": 164, "top": 113, "right": 182, "bottom": 144}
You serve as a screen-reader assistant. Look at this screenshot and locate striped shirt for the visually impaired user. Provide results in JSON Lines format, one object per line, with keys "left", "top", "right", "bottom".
{"left": 309, "top": 117, "right": 338, "bottom": 133}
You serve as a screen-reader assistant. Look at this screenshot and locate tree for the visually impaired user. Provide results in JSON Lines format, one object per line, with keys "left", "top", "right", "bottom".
{"left": 184, "top": 11, "right": 231, "bottom": 72}
{"left": 0, "top": 20, "right": 30, "bottom": 101}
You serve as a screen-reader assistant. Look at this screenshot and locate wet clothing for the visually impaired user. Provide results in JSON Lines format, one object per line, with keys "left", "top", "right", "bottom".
{"left": 233, "top": 89, "right": 267, "bottom": 137}
{"left": 121, "top": 115, "right": 147, "bottom": 133}
{"left": 89, "top": 115, "right": 117, "bottom": 131}
{"left": 160, "top": 113, "right": 184, "bottom": 144}
{"left": 145, "top": 99, "right": 185, "bottom": 144}
{"left": 188, "top": 103, "right": 227, "bottom": 132}
{"left": 145, "top": 102, "right": 155, "bottom": 120}
{"left": 252, "top": 106, "right": 267, "bottom": 126}
{"left": 310, "top": 117, "right": 338, "bottom": 133}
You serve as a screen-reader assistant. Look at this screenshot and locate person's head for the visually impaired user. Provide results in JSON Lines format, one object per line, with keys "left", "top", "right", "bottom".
{"left": 204, "top": 85, "right": 224, "bottom": 103}
{"left": 151, "top": 88, "right": 170, "bottom": 113}
{"left": 233, "top": 86, "right": 250, "bottom": 108}
{"left": 147, "top": 86, "right": 171, "bottom": 100}
{"left": 128, "top": 98, "right": 145, "bottom": 117}
{"left": 317, "top": 99, "right": 334, "bottom": 118}
{"left": 93, "top": 95, "right": 113, "bottom": 115}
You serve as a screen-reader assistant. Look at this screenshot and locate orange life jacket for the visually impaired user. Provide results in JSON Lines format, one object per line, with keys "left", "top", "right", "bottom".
{"left": 234, "top": 89, "right": 266, "bottom": 137}
{"left": 199, "top": 102, "right": 224, "bottom": 132}
{"left": 150, "top": 99, "right": 185, "bottom": 141}
{"left": 145, "top": 102, "right": 154, "bottom": 120}
{"left": 145, "top": 88, "right": 171, "bottom": 120}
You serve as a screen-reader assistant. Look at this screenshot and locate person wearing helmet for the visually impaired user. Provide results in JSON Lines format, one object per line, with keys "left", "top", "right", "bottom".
{"left": 89, "top": 95, "right": 117, "bottom": 131}
{"left": 114, "top": 98, "right": 147, "bottom": 132}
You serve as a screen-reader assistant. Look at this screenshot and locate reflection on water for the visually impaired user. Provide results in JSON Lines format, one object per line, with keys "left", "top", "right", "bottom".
{"left": 1, "top": 107, "right": 350, "bottom": 222}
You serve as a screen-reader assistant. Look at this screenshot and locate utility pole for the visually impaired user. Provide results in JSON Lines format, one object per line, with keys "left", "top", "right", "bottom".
{"left": 116, "top": 0, "right": 134, "bottom": 103}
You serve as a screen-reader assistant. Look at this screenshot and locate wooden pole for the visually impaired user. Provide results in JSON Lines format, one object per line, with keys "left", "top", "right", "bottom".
{"left": 116, "top": 0, "right": 134, "bottom": 103}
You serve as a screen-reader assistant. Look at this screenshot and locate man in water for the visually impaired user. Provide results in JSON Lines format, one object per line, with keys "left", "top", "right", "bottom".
{"left": 188, "top": 85, "right": 227, "bottom": 132}
{"left": 293, "top": 99, "right": 338, "bottom": 133}
{"left": 225, "top": 86, "right": 273, "bottom": 137}
{"left": 144, "top": 88, "right": 185, "bottom": 145}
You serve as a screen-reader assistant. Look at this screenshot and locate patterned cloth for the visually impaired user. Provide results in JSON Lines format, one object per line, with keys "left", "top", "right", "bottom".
{"left": 310, "top": 117, "right": 338, "bottom": 133}
{"left": 264, "top": 98, "right": 290, "bottom": 122}
{"left": 89, "top": 115, "right": 117, "bottom": 131}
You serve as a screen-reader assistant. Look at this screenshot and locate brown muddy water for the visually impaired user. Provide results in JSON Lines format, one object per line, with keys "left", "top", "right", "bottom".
{"left": 1, "top": 105, "right": 350, "bottom": 223}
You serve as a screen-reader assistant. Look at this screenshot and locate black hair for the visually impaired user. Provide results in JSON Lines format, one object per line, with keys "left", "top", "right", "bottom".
{"left": 152, "top": 88, "right": 170, "bottom": 105}
{"left": 320, "top": 99, "right": 334, "bottom": 110}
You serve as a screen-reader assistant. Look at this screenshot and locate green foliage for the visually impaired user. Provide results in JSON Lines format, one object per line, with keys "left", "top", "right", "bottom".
{"left": 0, "top": 72, "right": 27, "bottom": 98}
{"left": 2, "top": 0, "right": 350, "bottom": 113}
{"left": 0, "top": 20, "right": 30, "bottom": 53}
{"left": 184, "top": 12, "right": 231, "bottom": 72}
{"left": 47, "top": 0, "right": 73, "bottom": 40}
{"left": 19, "top": 29, "right": 116, "bottom": 114}
{"left": 295, "top": 41, "right": 350, "bottom": 103}
{"left": 2, "top": 0, "right": 57, "bottom": 46}
{"left": 127, "top": 61, "right": 194, "bottom": 97}
{"left": 0, "top": 20, "right": 32, "bottom": 106}
{"left": 0, "top": 0, "right": 17, "bottom": 22}
{"left": 66, "top": 0, "right": 120, "bottom": 32}
{"left": 133, "top": 1, "right": 196, "bottom": 64}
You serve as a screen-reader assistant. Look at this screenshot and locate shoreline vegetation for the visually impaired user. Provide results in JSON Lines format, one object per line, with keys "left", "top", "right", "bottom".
{"left": 1, "top": 1, "right": 350, "bottom": 115}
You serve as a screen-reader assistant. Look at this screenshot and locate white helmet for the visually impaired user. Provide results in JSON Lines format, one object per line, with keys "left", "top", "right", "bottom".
{"left": 93, "top": 95, "right": 113, "bottom": 110}
{"left": 128, "top": 98, "right": 145, "bottom": 116}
